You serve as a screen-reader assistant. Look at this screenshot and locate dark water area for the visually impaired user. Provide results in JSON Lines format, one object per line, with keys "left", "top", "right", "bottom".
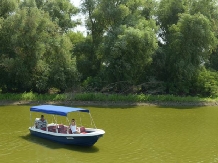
{"left": 1, "top": 105, "right": 218, "bottom": 163}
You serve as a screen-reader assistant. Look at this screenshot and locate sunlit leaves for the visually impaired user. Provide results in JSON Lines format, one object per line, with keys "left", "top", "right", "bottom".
{"left": 157, "top": 0, "right": 186, "bottom": 38}
{"left": 0, "top": 0, "right": 18, "bottom": 18}
{"left": 166, "top": 13, "right": 217, "bottom": 85}
{"left": 103, "top": 23, "right": 158, "bottom": 84}
{"left": 0, "top": 7, "right": 77, "bottom": 92}
{"left": 45, "top": 0, "right": 79, "bottom": 31}
{"left": 79, "top": 0, "right": 159, "bottom": 89}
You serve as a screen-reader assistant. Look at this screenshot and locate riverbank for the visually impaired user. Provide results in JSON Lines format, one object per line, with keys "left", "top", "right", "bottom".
{"left": 1, "top": 92, "right": 218, "bottom": 106}
{"left": 1, "top": 100, "right": 218, "bottom": 106}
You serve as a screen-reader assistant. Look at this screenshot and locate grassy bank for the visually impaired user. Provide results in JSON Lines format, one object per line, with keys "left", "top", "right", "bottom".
{"left": 0, "top": 92, "right": 217, "bottom": 103}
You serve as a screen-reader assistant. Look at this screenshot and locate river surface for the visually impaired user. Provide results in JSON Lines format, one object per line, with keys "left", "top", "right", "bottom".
{"left": 1, "top": 105, "right": 218, "bottom": 163}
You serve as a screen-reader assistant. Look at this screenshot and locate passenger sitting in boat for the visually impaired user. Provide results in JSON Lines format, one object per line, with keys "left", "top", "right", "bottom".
{"left": 35, "top": 115, "right": 47, "bottom": 129}
{"left": 69, "top": 118, "right": 80, "bottom": 134}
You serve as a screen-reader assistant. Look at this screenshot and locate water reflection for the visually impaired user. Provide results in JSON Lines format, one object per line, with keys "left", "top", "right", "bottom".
{"left": 20, "top": 134, "right": 99, "bottom": 153}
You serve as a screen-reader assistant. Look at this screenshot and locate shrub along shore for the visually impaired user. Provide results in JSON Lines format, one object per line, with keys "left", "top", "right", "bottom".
{"left": 0, "top": 92, "right": 218, "bottom": 106}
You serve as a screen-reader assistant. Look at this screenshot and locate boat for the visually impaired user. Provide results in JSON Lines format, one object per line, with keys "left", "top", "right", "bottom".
{"left": 29, "top": 105, "right": 105, "bottom": 146}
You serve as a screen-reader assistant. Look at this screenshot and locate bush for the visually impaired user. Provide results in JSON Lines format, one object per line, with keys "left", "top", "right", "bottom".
{"left": 193, "top": 69, "right": 218, "bottom": 97}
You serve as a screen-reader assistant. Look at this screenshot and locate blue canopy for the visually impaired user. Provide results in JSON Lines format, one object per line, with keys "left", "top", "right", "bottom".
{"left": 30, "top": 105, "right": 89, "bottom": 116}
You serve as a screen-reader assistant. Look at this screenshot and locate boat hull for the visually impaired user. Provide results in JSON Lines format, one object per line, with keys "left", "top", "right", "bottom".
{"left": 29, "top": 129, "right": 104, "bottom": 146}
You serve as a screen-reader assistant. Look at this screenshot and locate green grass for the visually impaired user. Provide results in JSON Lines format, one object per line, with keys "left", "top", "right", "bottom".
{"left": 74, "top": 93, "right": 212, "bottom": 103}
{"left": 0, "top": 92, "right": 217, "bottom": 103}
{"left": 0, "top": 92, "right": 68, "bottom": 101}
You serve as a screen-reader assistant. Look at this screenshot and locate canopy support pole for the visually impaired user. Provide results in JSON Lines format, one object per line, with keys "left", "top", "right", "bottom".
{"left": 79, "top": 112, "right": 82, "bottom": 126}
{"left": 30, "top": 112, "right": 32, "bottom": 127}
{"left": 89, "top": 113, "right": 97, "bottom": 129}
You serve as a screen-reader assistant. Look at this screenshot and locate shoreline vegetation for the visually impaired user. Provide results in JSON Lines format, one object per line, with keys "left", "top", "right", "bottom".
{"left": 0, "top": 92, "right": 218, "bottom": 106}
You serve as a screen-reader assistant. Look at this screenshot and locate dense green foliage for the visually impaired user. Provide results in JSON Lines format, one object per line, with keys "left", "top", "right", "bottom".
{"left": 0, "top": 0, "right": 79, "bottom": 93}
{"left": 1, "top": 0, "right": 218, "bottom": 97}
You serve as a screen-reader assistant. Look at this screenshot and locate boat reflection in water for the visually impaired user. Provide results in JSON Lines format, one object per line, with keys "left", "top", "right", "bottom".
{"left": 29, "top": 105, "right": 105, "bottom": 146}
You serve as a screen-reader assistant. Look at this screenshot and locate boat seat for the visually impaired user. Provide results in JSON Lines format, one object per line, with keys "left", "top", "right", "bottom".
{"left": 62, "top": 126, "right": 68, "bottom": 134}
{"left": 80, "top": 126, "right": 86, "bottom": 133}
{"left": 57, "top": 125, "right": 66, "bottom": 133}
{"left": 68, "top": 129, "right": 72, "bottom": 134}
{"left": 41, "top": 127, "right": 46, "bottom": 131}
{"left": 48, "top": 126, "right": 53, "bottom": 132}
{"left": 58, "top": 124, "right": 64, "bottom": 128}
{"left": 48, "top": 126, "right": 57, "bottom": 132}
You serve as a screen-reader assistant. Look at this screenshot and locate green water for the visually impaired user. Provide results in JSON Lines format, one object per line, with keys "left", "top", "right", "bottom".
{"left": 1, "top": 105, "right": 218, "bottom": 163}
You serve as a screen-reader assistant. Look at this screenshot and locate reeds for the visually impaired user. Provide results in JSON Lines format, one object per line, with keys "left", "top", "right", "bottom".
{"left": 73, "top": 93, "right": 214, "bottom": 103}
{"left": 0, "top": 92, "right": 67, "bottom": 101}
{"left": 0, "top": 92, "right": 216, "bottom": 103}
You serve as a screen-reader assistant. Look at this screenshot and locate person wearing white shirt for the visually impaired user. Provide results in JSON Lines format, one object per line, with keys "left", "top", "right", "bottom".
{"left": 69, "top": 119, "right": 80, "bottom": 134}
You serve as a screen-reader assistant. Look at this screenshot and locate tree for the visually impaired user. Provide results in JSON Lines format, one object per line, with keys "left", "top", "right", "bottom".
{"left": 208, "top": 50, "right": 218, "bottom": 71}
{"left": 165, "top": 13, "right": 217, "bottom": 94}
{"left": 77, "top": 0, "right": 159, "bottom": 92}
{"left": 102, "top": 23, "right": 158, "bottom": 85}
{"left": 0, "top": 7, "right": 78, "bottom": 93}
{"left": 76, "top": 0, "right": 105, "bottom": 80}
{"left": 42, "top": 0, "right": 79, "bottom": 32}
{"left": 99, "top": 0, "right": 158, "bottom": 89}
{"left": 190, "top": 0, "right": 218, "bottom": 73}
{"left": 154, "top": 0, "right": 218, "bottom": 95}
{"left": 0, "top": 0, "right": 19, "bottom": 18}
{"left": 157, "top": 0, "right": 187, "bottom": 42}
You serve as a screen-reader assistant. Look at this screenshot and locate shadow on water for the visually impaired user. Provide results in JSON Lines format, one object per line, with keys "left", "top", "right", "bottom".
{"left": 20, "top": 134, "right": 99, "bottom": 153}
{"left": 0, "top": 101, "right": 208, "bottom": 110}
{"left": 75, "top": 101, "right": 211, "bottom": 110}
{"left": 78, "top": 105, "right": 138, "bottom": 109}
{"left": 156, "top": 104, "right": 207, "bottom": 109}
{"left": 80, "top": 104, "right": 205, "bottom": 110}
{"left": 85, "top": 101, "right": 212, "bottom": 110}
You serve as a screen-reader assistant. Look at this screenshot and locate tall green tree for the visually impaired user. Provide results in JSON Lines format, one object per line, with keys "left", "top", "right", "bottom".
{"left": 78, "top": 0, "right": 158, "bottom": 91}
{"left": 155, "top": 0, "right": 218, "bottom": 95}
{"left": 99, "top": 0, "right": 158, "bottom": 88}
{"left": 19, "top": 0, "right": 79, "bottom": 32}
{"left": 190, "top": 0, "right": 218, "bottom": 73}
{"left": 0, "top": 0, "right": 19, "bottom": 18}
{"left": 42, "top": 0, "right": 79, "bottom": 32}
{"left": 76, "top": 0, "right": 104, "bottom": 80}
{"left": 165, "top": 13, "right": 217, "bottom": 94}
{"left": 103, "top": 24, "right": 158, "bottom": 86}
{"left": 0, "top": 7, "right": 77, "bottom": 93}
{"left": 157, "top": 0, "right": 187, "bottom": 42}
